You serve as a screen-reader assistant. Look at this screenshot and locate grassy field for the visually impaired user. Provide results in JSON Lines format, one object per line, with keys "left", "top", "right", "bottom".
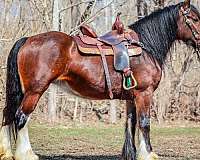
{"left": 28, "top": 122, "right": 200, "bottom": 160}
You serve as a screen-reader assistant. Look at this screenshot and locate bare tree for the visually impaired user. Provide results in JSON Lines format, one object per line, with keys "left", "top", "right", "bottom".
{"left": 47, "top": 0, "right": 60, "bottom": 122}
{"left": 137, "top": 0, "right": 148, "bottom": 19}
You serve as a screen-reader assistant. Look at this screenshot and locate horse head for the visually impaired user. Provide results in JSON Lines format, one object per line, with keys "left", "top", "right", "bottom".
{"left": 177, "top": 0, "right": 200, "bottom": 59}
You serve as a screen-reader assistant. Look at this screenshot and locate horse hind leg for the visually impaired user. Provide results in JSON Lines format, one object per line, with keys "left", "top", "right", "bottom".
{"left": 0, "top": 37, "right": 28, "bottom": 160}
{"left": 0, "top": 109, "right": 15, "bottom": 159}
{"left": 15, "top": 117, "right": 38, "bottom": 160}
{"left": 122, "top": 100, "right": 137, "bottom": 160}
{"left": 1, "top": 88, "right": 43, "bottom": 160}
{"left": 0, "top": 126, "right": 13, "bottom": 160}
{"left": 14, "top": 91, "right": 43, "bottom": 160}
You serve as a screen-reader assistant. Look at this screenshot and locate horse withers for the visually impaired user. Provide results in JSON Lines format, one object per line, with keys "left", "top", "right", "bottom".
{"left": 0, "top": 0, "right": 200, "bottom": 160}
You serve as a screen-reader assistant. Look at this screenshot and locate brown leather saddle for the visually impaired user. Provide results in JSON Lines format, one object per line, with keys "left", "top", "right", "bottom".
{"left": 73, "top": 30, "right": 142, "bottom": 69}
{"left": 73, "top": 13, "right": 143, "bottom": 98}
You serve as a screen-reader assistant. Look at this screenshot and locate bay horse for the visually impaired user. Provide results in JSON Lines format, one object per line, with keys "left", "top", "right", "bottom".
{"left": 0, "top": 0, "right": 200, "bottom": 160}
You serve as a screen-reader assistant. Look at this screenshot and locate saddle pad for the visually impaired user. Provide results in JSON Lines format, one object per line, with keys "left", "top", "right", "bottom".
{"left": 73, "top": 36, "right": 142, "bottom": 56}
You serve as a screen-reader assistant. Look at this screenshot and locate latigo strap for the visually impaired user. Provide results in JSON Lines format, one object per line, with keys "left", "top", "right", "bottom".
{"left": 97, "top": 44, "right": 113, "bottom": 99}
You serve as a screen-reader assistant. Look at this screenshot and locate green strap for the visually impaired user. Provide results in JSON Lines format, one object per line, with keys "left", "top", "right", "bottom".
{"left": 126, "top": 76, "right": 132, "bottom": 88}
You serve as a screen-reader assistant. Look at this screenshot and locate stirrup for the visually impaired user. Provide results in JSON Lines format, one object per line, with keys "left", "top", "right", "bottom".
{"left": 123, "top": 71, "right": 137, "bottom": 90}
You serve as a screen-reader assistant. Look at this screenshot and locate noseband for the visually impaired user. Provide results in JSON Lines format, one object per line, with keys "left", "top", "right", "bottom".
{"left": 181, "top": 7, "right": 200, "bottom": 40}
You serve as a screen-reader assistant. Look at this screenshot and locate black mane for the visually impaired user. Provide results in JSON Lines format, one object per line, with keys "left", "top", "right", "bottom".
{"left": 129, "top": 4, "right": 182, "bottom": 66}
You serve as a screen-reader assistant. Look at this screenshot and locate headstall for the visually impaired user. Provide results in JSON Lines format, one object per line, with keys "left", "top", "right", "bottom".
{"left": 181, "top": 7, "right": 200, "bottom": 40}
{"left": 181, "top": 7, "right": 200, "bottom": 61}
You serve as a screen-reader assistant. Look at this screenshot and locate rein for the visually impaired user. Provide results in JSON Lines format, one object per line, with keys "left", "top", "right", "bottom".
{"left": 194, "top": 47, "right": 200, "bottom": 61}
{"left": 181, "top": 7, "right": 200, "bottom": 61}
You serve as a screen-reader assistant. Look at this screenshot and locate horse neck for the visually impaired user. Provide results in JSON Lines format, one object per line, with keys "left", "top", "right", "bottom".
{"left": 129, "top": 5, "right": 180, "bottom": 66}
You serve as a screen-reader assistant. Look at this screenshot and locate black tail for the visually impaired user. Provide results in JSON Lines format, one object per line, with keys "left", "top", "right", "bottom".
{"left": 2, "top": 37, "right": 28, "bottom": 137}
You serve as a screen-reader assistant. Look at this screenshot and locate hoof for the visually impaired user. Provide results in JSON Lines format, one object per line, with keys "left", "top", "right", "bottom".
{"left": 149, "top": 152, "right": 159, "bottom": 160}
{"left": 0, "top": 148, "right": 14, "bottom": 160}
{"left": 138, "top": 152, "right": 159, "bottom": 160}
{"left": 1, "top": 157, "right": 14, "bottom": 160}
{"left": 0, "top": 152, "right": 14, "bottom": 160}
{"left": 15, "top": 150, "right": 39, "bottom": 160}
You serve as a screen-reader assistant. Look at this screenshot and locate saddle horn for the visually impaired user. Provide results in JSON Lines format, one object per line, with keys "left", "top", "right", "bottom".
{"left": 112, "top": 12, "right": 124, "bottom": 34}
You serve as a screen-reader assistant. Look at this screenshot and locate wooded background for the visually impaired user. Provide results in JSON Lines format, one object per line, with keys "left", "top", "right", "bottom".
{"left": 0, "top": 0, "right": 199, "bottom": 124}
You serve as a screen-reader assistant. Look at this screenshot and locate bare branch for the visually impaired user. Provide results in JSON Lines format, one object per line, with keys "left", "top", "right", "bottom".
{"left": 70, "top": 0, "right": 114, "bottom": 35}
{"left": 0, "top": 39, "right": 13, "bottom": 42}
{"left": 59, "top": 0, "right": 95, "bottom": 15}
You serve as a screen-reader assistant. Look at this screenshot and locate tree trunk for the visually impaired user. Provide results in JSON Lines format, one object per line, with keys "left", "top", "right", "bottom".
{"left": 137, "top": 0, "right": 148, "bottom": 19}
{"left": 48, "top": 84, "right": 57, "bottom": 122}
{"left": 52, "top": 0, "right": 60, "bottom": 31}
{"left": 158, "top": 0, "right": 164, "bottom": 7}
{"left": 73, "top": 97, "right": 78, "bottom": 121}
{"left": 109, "top": 100, "right": 118, "bottom": 124}
{"left": 154, "top": 0, "right": 165, "bottom": 10}
{"left": 47, "top": 0, "right": 60, "bottom": 122}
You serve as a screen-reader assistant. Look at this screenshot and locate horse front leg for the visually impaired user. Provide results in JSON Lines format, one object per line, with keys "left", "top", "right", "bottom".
{"left": 135, "top": 89, "right": 159, "bottom": 160}
{"left": 122, "top": 100, "right": 137, "bottom": 160}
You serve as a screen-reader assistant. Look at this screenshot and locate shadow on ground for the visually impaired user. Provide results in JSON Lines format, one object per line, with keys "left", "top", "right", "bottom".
{"left": 39, "top": 154, "right": 200, "bottom": 160}
{"left": 39, "top": 154, "right": 120, "bottom": 160}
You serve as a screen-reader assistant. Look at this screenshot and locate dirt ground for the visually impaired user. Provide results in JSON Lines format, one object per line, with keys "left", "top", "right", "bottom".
{"left": 25, "top": 121, "right": 200, "bottom": 160}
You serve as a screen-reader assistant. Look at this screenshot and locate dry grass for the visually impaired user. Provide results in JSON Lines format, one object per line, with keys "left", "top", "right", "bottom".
{"left": 26, "top": 121, "right": 200, "bottom": 160}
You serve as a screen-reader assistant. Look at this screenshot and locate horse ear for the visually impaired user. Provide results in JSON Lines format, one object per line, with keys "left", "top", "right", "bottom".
{"left": 183, "top": 0, "right": 191, "bottom": 9}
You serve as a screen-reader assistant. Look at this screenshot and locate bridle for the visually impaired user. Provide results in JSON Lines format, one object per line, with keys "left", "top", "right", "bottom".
{"left": 181, "top": 6, "right": 200, "bottom": 61}
{"left": 181, "top": 7, "right": 200, "bottom": 40}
